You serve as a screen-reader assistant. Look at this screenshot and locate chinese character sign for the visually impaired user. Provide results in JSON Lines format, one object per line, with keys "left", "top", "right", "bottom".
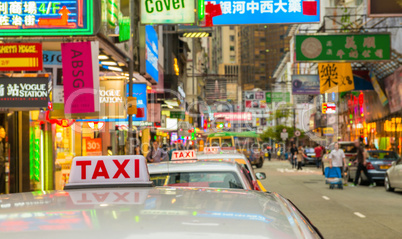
{"left": 296, "top": 34, "right": 391, "bottom": 61}
{"left": 206, "top": 0, "right": 320, "bottom": 25}
{"left": 318, "top": 63, "right": 354, "bottom": 93}
{"left": 0, "top": 0, "right": 93, "bottom": 36}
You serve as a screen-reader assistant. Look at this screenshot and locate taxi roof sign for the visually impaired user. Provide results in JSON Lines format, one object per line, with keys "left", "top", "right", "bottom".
{"left": 171, "top": 150, "right": 197, "bottom": 160}
{"left": 64, "top": 156, "right": 153, "bottom": 189}
{"left": 203, "top": 147, "right": 221, "bottom": 154}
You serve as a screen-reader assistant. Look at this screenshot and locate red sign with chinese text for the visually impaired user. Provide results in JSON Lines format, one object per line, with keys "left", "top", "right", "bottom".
{"left": 0, "top": 43, "right": 43, "bottom": 71}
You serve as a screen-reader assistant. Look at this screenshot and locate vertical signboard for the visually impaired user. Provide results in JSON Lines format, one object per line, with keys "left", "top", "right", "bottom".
{"left": 61, "top": 41, "right": 99, "bottom": 114}
{"left": 384, "top": 66, "right": 402, "bottom": 113}
{"left": 206, "top": 0, "right": 320, "bottom": 25}
{"left": 0, "top": 0, "right": 94, "bottom": 36}
{"left": 129, "top": 83, "right": 148, "bottom": 121}
{"left": 0, "top": 43, "right": 43, "bottom": 71}
{"left": 370, "top": 72, "right": 388, "bottom": 106}
{"left": 145, "top": 25, "right": 159, "bottom": 82}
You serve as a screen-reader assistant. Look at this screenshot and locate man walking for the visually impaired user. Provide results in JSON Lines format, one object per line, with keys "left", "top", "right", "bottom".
{"left": 290, "top": 143, "right": 298, "bottom": 168}
{"left": 351, "top": 140, "right": 376, "bottom": 187}
{"left": 146, "top": 141, "right": 168, "bottom": 163}
{"left": 314, "top": 144, "right": 323, "bottom": 169}
{"left": 329, "top": 142, "right": 346, "bottom": 184}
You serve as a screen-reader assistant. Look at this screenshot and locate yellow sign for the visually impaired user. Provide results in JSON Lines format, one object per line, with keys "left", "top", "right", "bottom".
{"left": 127, "top": 97, "right": 137, "bottom": 115}
{"left": 319, "top": 63, "right": 354, "bottom": 93}
{"left": 323, "top": 127, "right": 334, "bottom": 136}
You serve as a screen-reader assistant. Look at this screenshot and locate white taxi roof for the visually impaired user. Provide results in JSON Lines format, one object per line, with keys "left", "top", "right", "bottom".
{"left": 197, "top": 152, "right": 248, "bottom": 160}
{"left": 0, "top": 187, "right": 321, "bottom": 238}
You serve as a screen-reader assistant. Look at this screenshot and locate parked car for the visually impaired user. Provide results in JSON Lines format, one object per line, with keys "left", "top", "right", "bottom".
{"left": 303, "top": 148, "right": 316, "bottom": 165}
{"left": 385, "top": 157, "right": 402, "bottom": 192}
{"left": 347, "top": 150, "right": 399, "bottom": 185}
{"left": 322, "top": 141, "right": 357, "bottom": 175}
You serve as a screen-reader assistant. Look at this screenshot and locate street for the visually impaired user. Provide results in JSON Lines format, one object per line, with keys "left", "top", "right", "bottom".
{"left": 257, "top": 160, "right": 402, "bottom": 239}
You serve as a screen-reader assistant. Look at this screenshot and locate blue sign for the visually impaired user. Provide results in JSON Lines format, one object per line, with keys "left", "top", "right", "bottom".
{"left": 43, "top": 51, "right": 62, "bottom": 65}
{"left": 145, "top": 25, "right": 159, "bottom": 82}
{"left": 292, "top": 75, "right": 320, "bottom": 95}
{"left": 207, "top": 0, "right": 320, "bottom": 25}
{"left": 130, "top": 83, "right": 148, "bottom": 121}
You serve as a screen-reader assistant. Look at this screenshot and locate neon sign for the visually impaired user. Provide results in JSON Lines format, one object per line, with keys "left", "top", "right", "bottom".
{"left": 0, "top": 0, "right": 93, "bottom": 36}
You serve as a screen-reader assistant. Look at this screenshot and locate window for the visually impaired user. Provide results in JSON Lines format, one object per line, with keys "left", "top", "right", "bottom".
{"left": 230, "top": 35, "right": 235, "bottom": 41}
{"left": 230, "top": 55, "right": 236, "bottom": 61}
{"left": 230, "top": 46, "right": 235, "bottom": 51}
{"left": 230, "top": 26, "right": 235, "bottom": 30}
{"left": 150, "top": 172, "right": 244, "bottom": 189}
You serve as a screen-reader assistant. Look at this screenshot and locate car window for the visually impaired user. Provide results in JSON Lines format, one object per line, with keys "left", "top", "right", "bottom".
{"left": 210, "top": 138, "right": 220, "bottom": 147}
{"left": 340, "top": 144, "right": 357, "bottom": 153}
{"left": 150, "top": 172, "right": 244, "bottom": 189}
{"left": 221, "top": 137, "right": 233, "bottom": 147}
{"left": 368, "top": 151, "right": 398, "bottom": 160}
{"left": 305, "top": 148, "right": 315, "bottom": 153}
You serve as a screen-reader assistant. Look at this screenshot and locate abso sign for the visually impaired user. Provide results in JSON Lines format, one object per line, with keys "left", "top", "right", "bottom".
{"left": 65, "top": 156, "right": 152, "bottom": 189}
{"left": 206, "top": 0, "right": 320, "bottom": 25}
{"left": 141, "top": 0, "right": 195, "bottom": 24}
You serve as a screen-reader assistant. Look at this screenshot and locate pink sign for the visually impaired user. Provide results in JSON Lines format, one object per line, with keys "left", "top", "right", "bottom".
{"left": 61, "top": 41, "right": 100, "bottom": 114}
{"left": 213, "top": 112, "right": 252, "bottom": 121}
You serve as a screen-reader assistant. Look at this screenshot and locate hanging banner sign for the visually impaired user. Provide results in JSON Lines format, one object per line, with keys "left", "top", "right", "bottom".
{"left": 129, "top": 83, "right": 148, "bottom": 121}
{"left": 0, "top": 0, "right": 94, "bottom": 36}
{"left": 0, "top": 77, "right": 49, "bottom": 108}
{"left": 206, "top": 0, "right": 320, "bottom": 25}
{"left": 0, "top": 43, "right": 43, "bottom": 71}
{"left": 292, "top": 75, "right": 320, "bottom": 95}
{"left": 296, "top": 33, "right": 391, "bottom": 62}
{"left": 61, "top": 41, "right": 99, "bottom": 114}
{"left": 140, "top": 0, "right": 195, "bottom": 24}
{"left": 318, "top": 63, "right": 354, "bottom": 93}
{"left": 145, "top": 25, "right": 159, "bottom": 82}
{"left": 370, "top": 72, "right": 388, "bottom": 106}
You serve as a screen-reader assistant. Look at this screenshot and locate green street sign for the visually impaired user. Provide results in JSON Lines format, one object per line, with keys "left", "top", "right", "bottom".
{"left": 170, "top": 111, "right": 185, "bottom": 119}
{"left": 141, "top": 0, "right": 195, "bottom": 24}
{"left": 296, "top": 34, "right": 391, "bottom": 62}
{"left": 266, "top": 92, "right": 290, "bottom": 103}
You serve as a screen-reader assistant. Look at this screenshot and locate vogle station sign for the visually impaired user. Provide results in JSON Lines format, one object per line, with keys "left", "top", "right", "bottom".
{"left": 0, "top": 77, "right": 49, "bottom": 108}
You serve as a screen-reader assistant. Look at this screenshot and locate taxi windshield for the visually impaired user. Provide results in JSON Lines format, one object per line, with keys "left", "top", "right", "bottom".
{"left": 150, "top": 171, "right": 244, "bottom": 189}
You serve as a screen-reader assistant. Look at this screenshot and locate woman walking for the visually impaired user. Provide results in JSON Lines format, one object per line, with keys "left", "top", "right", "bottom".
{"left": 297, "top": 146, "right": 306, "bottom": 170}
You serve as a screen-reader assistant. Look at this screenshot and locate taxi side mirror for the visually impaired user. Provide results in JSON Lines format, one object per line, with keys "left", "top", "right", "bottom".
{"left": 255, "top": 172, "right": 266, "bottom": 180}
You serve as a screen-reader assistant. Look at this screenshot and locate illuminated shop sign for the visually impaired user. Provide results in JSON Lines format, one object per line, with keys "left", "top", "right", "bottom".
{"left": 0, "top": 43, "right": 42, "bottom": 71}
{"left": 0, "top": 0, "right": 94, "bottom": 36}
{"left": 145, "top": 25, "right": 159, "bottom": 82}
{"left": 0, "top": 77, "right": 49, "bottom": 108}
{"left": 141, "top": 0, "right": 195, "bottom": 24}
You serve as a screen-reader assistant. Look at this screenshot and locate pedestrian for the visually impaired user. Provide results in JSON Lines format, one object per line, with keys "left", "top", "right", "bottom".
{"left": 0, "top": 126, "right": 6, "bottom": 194}
{"left": 268, "top": 148, "right": 272, "bottom": 161}
{"left": 329, "top": 142, "right": 347, "bottom": 184}
{"left": 350, "top": 140, "right": 376, "bottom": 187}
{"left": 168, "top": 143, "right": 178, "bottom": 161}
{"left": 290, "top": 143, "right": 298, "bottom": 169}
{"left": 146, "top": 141, "right": 168, "bottom": 163}
{"left": 134, "top": 145, "right": 142, "bottom": 155}
{"left": 297, "top": 146, "right": 306, "bottom": 170}
{"left": 314, "top": 144, "right": 323, "bottom": 169}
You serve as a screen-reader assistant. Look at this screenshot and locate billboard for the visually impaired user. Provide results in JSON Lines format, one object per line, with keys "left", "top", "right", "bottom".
{"left": 266, "top": 92, "right": 290, "bottom": 103}
{"left": 141, "top": 0, "right": 195, "bottom": 24}
{"left": 145, "top": 25, "right": 159, "bottom": 82}
{"left": 61, "top": 41, "right": 99, "bottom": 114}
{"left": 292, "top": 75, "right": 320, "bottom": 95}
{"left": 368, "top": 0, "right": 402, "bottom": 17}
{"left": 0, "top": 77, "right": 49, "bottom": 108}
{"left": 384, "top": 66, "right": 402, "bottom": 113}
{"left": 99, "top": 80, "right": 126, "bottom": 118}
{"left": 296, "top": 34, "right": 391, "bottom": 62}
{"left": 130, "top": 83, "right": 148, "bottom": 121}
{"left": 0, "top": 43, "right": 42, "bottom": 71}
{"left": 206, "top": 0, "right": 320, "bottom": 25}
{"left": 0, "top": 0, "right": 94, "bottom": 36}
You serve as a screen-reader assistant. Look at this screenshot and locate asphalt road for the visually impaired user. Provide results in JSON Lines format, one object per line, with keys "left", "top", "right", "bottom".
{"left": 256, "top": 159, "right": 402, "bottom": 239}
